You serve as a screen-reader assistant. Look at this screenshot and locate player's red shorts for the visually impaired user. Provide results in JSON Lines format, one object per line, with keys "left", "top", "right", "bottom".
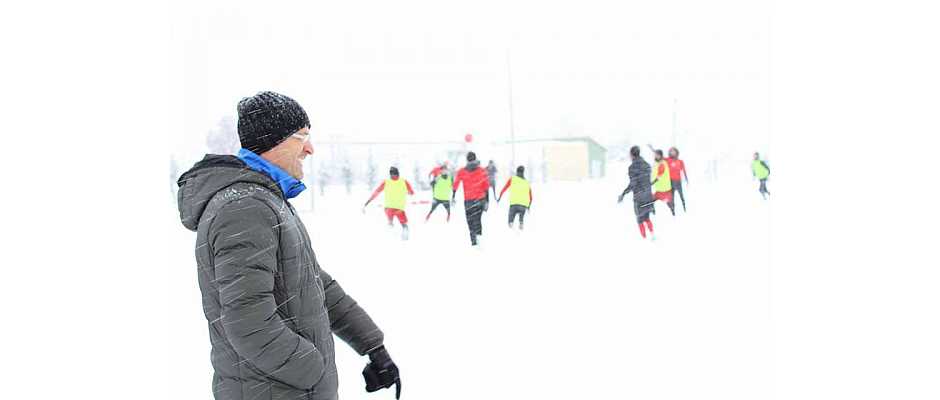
{"left": 385, "top": 208, "right": 408, "bottom": 224}
{"left": 654, "top": 191, "right": 673, "bottom": 202}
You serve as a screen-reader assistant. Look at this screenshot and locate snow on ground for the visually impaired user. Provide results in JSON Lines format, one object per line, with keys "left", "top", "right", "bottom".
{"left": 167, "top": 160, "right": 773, "bottom": 399}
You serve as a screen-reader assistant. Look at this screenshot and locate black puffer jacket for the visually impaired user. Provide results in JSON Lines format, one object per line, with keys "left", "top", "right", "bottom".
{"left": 620, "top": 157, "right": 655, "bottom": 216}
{"left": 177, "top": 155, "right": 384, "bottom": 400}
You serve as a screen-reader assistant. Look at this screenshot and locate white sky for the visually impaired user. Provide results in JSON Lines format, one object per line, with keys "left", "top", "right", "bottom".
{"left": 170, "top": 0, "right": 770, "bottom": 159}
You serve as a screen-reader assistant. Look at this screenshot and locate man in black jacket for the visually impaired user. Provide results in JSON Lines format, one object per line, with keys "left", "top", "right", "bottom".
{"left": 177, "top": 91, "right": 401, "bottom": 400}
{"left": 618, "top": 146, "right": 656, "bottom": 240}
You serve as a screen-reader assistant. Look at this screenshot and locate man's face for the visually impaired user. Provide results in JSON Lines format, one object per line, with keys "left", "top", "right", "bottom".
{"left": 261, "top": 127, "right": 314, "bottom": 179}
{"left": 655, "top": 153, "right": 662, "bottom": 161}
{"left": 754, "top": 153, "right": 759, "bottom": 160}
{"left": 669, "top": 149, "right": 677, "bottom": 158}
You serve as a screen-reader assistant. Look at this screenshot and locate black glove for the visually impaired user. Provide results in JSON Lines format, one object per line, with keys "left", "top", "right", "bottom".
{"left": 363, "top": 346, "right": 400, "bottom": 399}
{"left": 617, "top": 194, "right": 624, "bottom": 203}
{"left": 483, "top": 200, "right": 489, "bottom": 212}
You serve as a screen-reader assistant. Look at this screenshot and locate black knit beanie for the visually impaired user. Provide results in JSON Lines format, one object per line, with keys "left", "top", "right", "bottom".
{"left": 466, "top": 151, "right": 477, "bottom": 162}
{"left": 237, "top": 91, "right": 310, "bottom": 155}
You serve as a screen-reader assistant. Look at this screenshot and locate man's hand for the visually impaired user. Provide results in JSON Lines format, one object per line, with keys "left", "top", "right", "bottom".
{"left": 617, "top": 194, "right": 624, "bottom": 204}
{"left": 363, "top": 346, "right": 401, "bottom": 399}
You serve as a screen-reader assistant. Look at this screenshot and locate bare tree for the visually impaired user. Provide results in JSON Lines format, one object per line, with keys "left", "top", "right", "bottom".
{"left": 365, "top": 152, "right": 378, "bottom": 190}
{"left": 341, "top": 163, "right": 353, "bottom": 195}
{"left": 318, "top": 163, "right": 330, "bottom": 196}
{"left": 413, "top": 163, "right": 424, "bottom": 191}
{"left": 169, "top": 156, "right": 180, "bottom": 201}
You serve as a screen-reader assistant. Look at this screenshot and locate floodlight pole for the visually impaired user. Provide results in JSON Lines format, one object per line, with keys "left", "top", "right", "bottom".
{"left": 507, "top": 48, "right": 516, "bottom": 168}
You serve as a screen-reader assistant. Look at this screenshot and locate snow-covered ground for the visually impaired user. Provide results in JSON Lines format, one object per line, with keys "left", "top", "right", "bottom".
{"left": 167, "top": 159, "right": 778, "bottom": 399}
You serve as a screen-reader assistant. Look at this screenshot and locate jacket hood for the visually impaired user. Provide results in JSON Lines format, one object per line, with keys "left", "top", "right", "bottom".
{"left": 176, "top": 155, "right": 283, "bottom": 231}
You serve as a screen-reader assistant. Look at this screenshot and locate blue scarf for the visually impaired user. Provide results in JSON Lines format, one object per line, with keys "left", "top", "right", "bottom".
{"left": 237, "top": 148, "right": 307, "bottom": 199}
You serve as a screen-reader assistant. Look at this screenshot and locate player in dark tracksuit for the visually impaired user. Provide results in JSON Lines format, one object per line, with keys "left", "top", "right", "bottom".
{"left": 618, "top": 146, "right": 656, "bottom": 240}
{"left": 485, "top": 160, "right": 498, "bottom": 198}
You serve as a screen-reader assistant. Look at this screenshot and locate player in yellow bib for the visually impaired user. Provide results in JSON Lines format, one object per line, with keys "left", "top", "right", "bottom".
{"left": 425, "top": 170, "right": 453, "bottom": 222}
{"left": 651, "top": 149, "right": 676, "bottom": 216}
{"left": 497, "top": 166, "right": 533, "bottom": 230}
{"left": 363, "top": 167, "right": 415, "bottom": 240}
{"left": 752, "top": 152, "right": 771, "bottom": 199}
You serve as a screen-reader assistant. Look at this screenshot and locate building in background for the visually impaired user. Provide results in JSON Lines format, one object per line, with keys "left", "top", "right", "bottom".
{"left": 501, "top": 137, "right": 607, "bottom": 181}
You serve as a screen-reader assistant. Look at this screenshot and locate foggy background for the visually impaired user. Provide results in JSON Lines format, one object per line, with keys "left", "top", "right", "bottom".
{"left": 170, "top": 0, "right": 770, "bottom": 168}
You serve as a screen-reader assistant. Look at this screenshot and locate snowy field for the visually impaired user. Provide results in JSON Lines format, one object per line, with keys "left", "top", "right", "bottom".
{"left": 167, "top": 160, "right": 775, "bottom": 399}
